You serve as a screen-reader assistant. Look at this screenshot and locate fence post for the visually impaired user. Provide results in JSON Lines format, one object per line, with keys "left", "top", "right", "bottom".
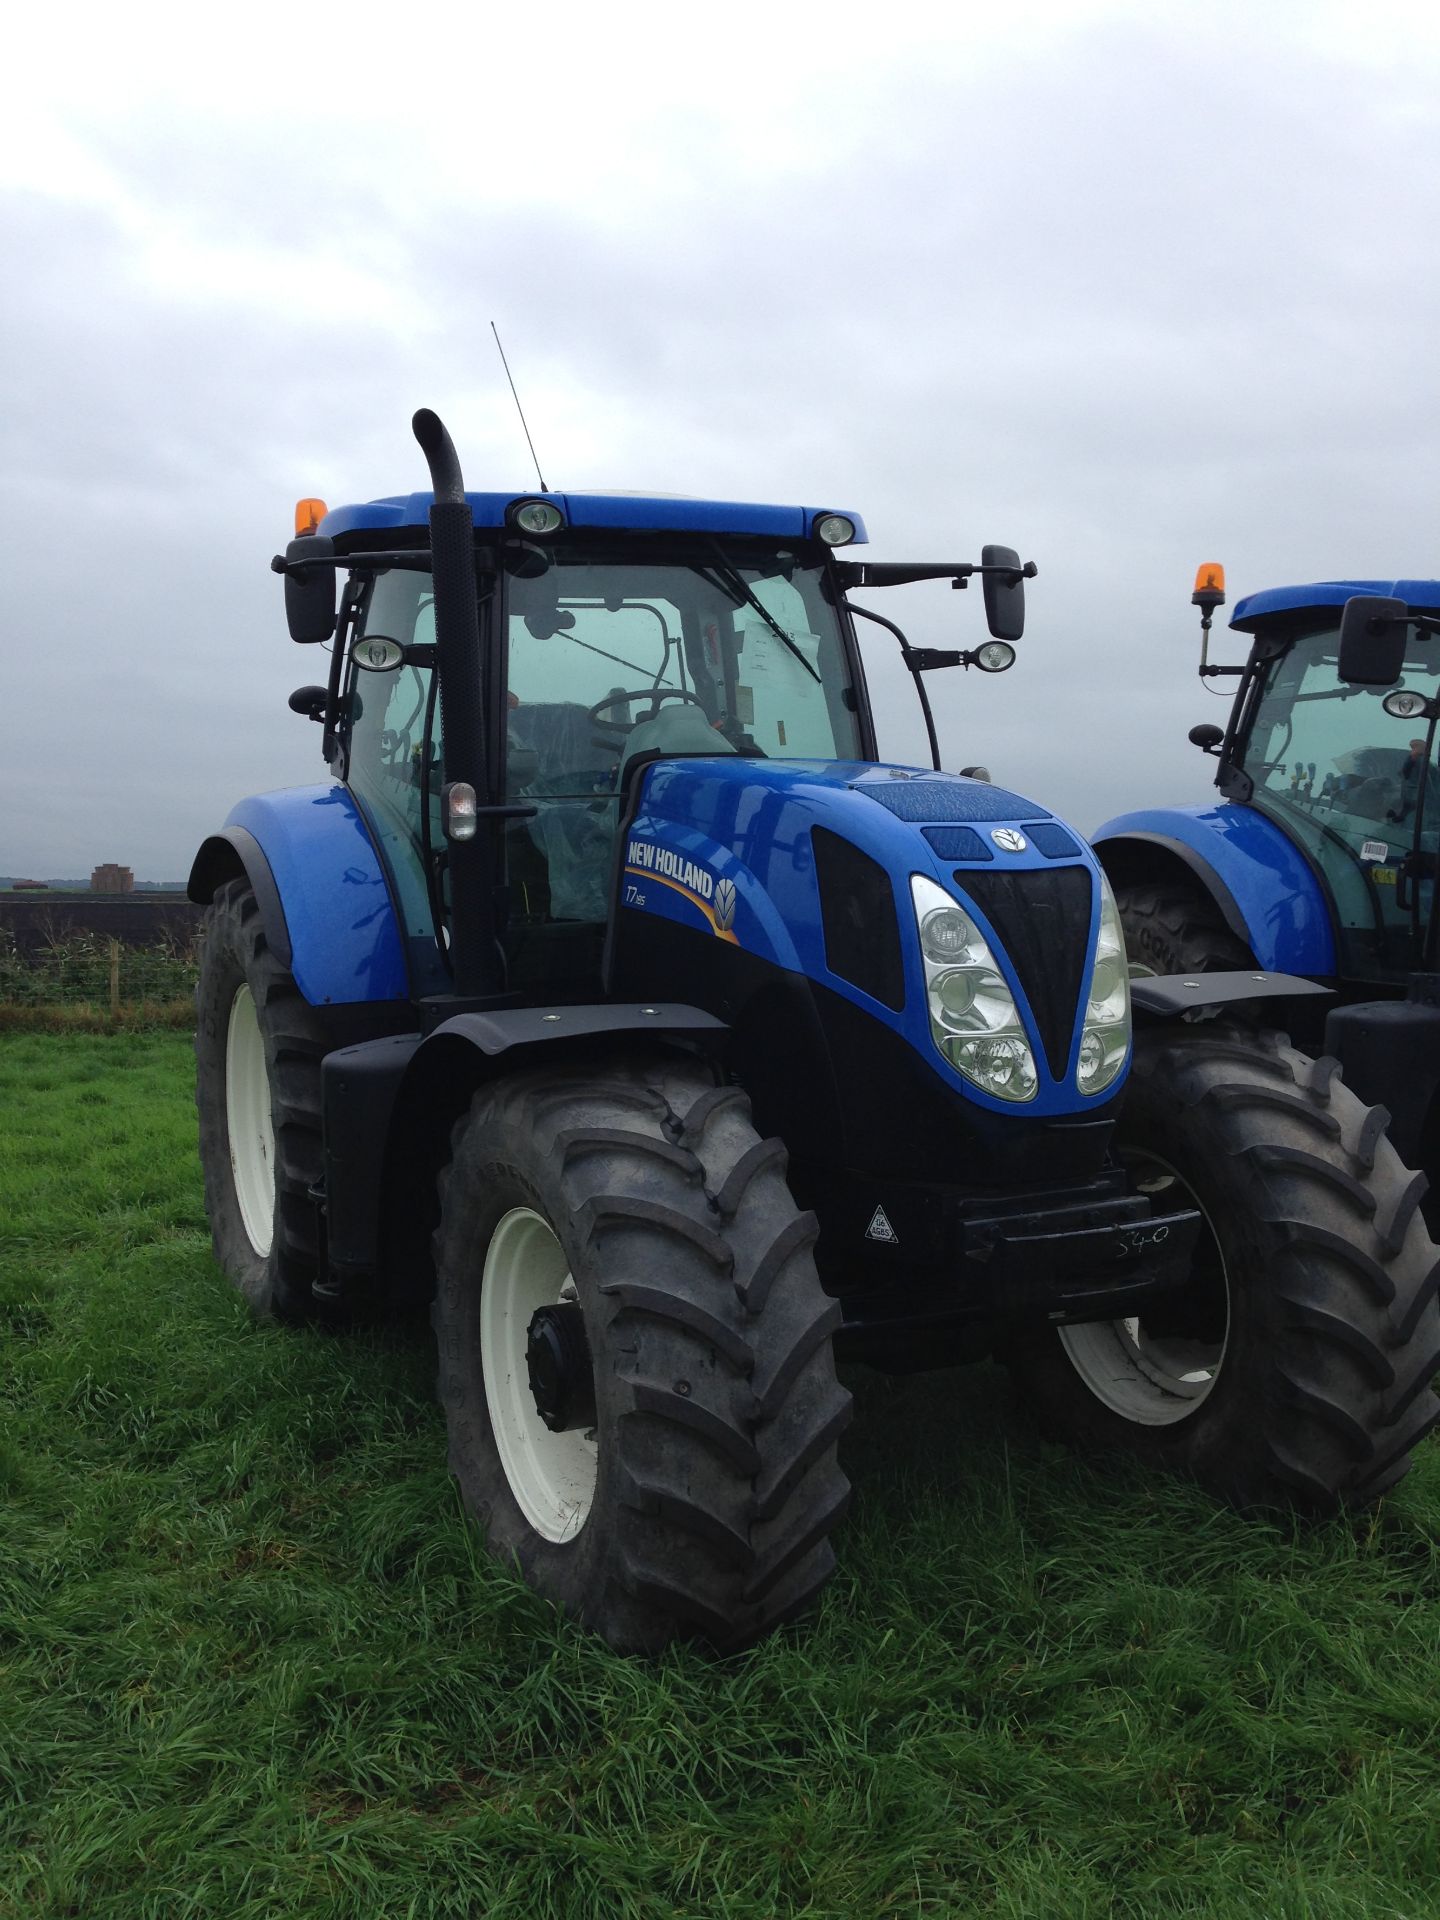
{"left": 109, "top": 938, "right": 121, "bottom": 1023}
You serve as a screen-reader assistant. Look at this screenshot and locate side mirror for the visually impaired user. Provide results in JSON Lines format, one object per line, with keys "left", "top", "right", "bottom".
{"left": 981, "top": 544, "right": 1026, "bottom": 641}
{"left": 1189, "top": 723, "right": 1224, "bottom": 753}
{"left": 1337, "top": 595, "right": 1408, "bottom": 687}
{"left": 288, "top": 685, "right": 328, "bottom": 722}
{"left": 283, "top": 535, "right": 338, "bottom": 644}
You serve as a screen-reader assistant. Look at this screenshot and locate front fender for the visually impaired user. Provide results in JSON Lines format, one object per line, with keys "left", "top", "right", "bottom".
{"left": 344, "top": 1004, "right": 729, "bottom": 1301}
{"left": 1093, "top": 804, "right": 1337, "bottom": 976}
{"left": 188, "top": 786, "right": 408, "bottom": 1006}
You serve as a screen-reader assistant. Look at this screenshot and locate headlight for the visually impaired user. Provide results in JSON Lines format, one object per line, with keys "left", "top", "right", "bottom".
{"left": 1076, "top": 872, "right": 1131, "bottom": 1096}
{"left": 911, "top": 874, "right": 1037, "bottom": 1103}
{"left": 919, "top": 904, "right": 979, "bottom": 963}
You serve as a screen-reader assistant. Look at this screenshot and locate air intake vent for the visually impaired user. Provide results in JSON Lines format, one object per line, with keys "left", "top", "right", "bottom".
{"left": 856, "top": 778, "right": 1049, "bottom": 825}
{"left": 923, "top": 826, "right": 993, "bottom": 862}
{"left": 813, "top": 827, "right": 905, "bottom": 1011}
{"left": 1027, "top": 822, "right": 1080, "bottom": 860}
{"left": 958, "top": 867, "right": 1093, "bottom": 1078}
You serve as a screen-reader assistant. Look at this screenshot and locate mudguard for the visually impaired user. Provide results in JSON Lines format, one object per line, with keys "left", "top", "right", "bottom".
{"left": 1092, "top": 804, "right": 1337, "bottom": 976}
{"left": 1128, "top": 970, "right": 1333, "bottom": 1020}
{"left": 188, "top": 786, "right": 408, "bottom": 1006}
{"left": 325, "top": 1003, "right": 730, "bottom": 1294}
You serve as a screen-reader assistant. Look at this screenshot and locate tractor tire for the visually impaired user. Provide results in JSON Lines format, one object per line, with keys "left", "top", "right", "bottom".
{"left": 1005, "top": 1026, "right": 1440, "bottom": 1513}
{"left": 194, "top": 878, "right": 334, "bottom": 1322}
{"left": 1116, "top": 879, "right": 1254, "bottom": 977}
{"left": 431, "top": 1056, "right": 852, "bottom": 1653}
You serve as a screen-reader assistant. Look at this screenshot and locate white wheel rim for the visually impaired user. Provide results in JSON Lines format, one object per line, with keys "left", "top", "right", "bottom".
{"left": 226, "top": 983, "right": 275, "bottom": 1257}
{"left": 480, "top": 1208, "right": 598, "bottom": 1542}
{"left": 1057, "top": 1157, "right": 1229, "bottom": 1427}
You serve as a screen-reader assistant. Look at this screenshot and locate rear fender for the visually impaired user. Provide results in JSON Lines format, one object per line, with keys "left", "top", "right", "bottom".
{"left": 188, "top": 786, "right": 408, "bottom": 1006}
{"left": 1093, "top": 805, "right": 1337, "bottom": 975}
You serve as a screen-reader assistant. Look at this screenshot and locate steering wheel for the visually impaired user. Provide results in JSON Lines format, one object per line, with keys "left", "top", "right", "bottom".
{"left": 587, "top": 687, "right": 707, "bottom": 735}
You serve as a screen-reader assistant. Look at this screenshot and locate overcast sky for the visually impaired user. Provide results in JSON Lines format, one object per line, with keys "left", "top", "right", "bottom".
{"left": 3, "top": 0, "right": 1438, "bottom": 879}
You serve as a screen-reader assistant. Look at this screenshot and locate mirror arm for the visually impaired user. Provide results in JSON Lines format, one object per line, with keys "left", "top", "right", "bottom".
{"left": 271, "top": 548, "right": 436, "bottom": 574}
{"left": 847, "top": 599, "right": 942, "bottom": 771}
{"left": 836, "top": 559, "right": 1036, "bottom": 590}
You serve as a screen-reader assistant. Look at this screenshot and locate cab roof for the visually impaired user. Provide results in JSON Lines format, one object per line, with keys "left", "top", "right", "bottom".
{"left": 1232, "top": 579, "right": 1440, "bottom": 631}
{"left": 319, "top": 490, "right": 868, "bottom": 545}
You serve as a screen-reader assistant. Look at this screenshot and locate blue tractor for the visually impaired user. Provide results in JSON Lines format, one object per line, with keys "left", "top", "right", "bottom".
{"left": 1095, "top": 568, "right": 1440, "bottom": 1183}
{"left": 189, "top": 420, "right": 1440, "bottom": 1652}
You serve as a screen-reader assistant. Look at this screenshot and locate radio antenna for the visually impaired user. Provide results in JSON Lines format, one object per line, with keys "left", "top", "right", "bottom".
{"left": 491, "top": 321, "right": 549, "bottom": 493}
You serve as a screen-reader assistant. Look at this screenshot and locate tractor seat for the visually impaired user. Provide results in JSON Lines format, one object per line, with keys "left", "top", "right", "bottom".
{"left": 620, "top": 704, "right": 737, "bottom": 786}
{"left": 1338, "top": 777, "right": 1394, "bottom": 821}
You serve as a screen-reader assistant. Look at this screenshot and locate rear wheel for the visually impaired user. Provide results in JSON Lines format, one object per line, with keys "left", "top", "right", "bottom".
{"left": 1116, "top": 879, "right": 1253, "bottom": 977}
{"left": 1006, "top": 1026, "right": 1440, "bottom": 1512}
{"left": 195, "top": 879, "right": 334, "bottom": 1321}
{"left": 432, "top": 1057, "right": 852, "bottom": 1652}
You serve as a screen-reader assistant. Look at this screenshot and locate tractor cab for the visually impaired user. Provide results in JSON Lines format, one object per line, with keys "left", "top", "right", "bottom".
{"left": 1096, "top": 572, "right": 1440, "bottom": 991}
{"left": 339, "top": 522, "right": 871, "bottom": 1003}
{"left": 1213, "top": 581, "right": 1440, "bottom": 982}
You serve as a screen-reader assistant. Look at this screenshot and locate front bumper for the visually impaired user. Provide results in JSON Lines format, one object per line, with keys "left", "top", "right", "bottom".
{"left": 803, "top": 1165, "right": 1202, "bottom": 1343}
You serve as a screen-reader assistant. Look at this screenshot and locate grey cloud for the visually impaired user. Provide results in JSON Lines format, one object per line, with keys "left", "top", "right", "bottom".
{"left": 2, "top": 11, "right": 1438, "bottom": 875}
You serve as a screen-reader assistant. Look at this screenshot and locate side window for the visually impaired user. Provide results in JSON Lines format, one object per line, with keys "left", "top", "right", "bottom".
{"left": 346, "top": 572, "right": 439, "bottom": 952}
{"left": 1248, "top": 631, "right": 1440, "bottom": 979}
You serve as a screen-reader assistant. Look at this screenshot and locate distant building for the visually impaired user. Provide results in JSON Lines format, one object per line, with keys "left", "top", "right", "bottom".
{"left": 91, "top": 864, "right": 135, "bottom": 894}
{"left": 12, "top": 879, "right": 48, "bottom": 891}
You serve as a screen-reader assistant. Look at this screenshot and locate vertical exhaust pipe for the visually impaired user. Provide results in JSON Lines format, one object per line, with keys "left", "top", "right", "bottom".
{"left": 412, "top": 408, "right": 505, "bottom": 998}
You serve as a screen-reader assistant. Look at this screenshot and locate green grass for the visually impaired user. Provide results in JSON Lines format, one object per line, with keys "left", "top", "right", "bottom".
{"left": 5, "top": 1033, "right": 1440, "bottom": 1918}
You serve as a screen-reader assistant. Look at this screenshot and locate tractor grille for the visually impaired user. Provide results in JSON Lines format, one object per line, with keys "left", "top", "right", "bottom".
{"left": 813, "top": 827, "right": 905, "bottom": 1011}
{"left": 958, "top": 866, "right": 1094, "bottom": 1079}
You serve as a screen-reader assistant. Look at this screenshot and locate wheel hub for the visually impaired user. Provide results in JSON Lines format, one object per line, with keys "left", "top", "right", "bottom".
{"left": 526, "top": 1302, "right": 597, "bottom": 1433}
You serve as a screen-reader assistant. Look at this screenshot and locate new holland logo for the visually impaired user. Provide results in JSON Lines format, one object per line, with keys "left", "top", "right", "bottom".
{"left": 991, "top": 828, "right": 1028, "bottom": 853}
{"left": 713, "top": 877, "right": 737, "bottom": 932}
{"left": 625, "top": 838, "right": 715, "bottom": 898}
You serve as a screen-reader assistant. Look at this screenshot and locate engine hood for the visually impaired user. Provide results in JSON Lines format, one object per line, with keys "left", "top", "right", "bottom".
{"left": 618, "top": 757, "right": 1111, "bottom": 1122}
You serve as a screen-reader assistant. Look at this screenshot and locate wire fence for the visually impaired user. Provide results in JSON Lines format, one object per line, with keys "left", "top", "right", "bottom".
{"left": 0, "top": 928, "right": 199, "bottom": 1029}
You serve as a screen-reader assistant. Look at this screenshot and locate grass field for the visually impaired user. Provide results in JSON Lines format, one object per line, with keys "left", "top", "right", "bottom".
{"left": 5, "top": 1032, "right": 1440, "bottom": 1918}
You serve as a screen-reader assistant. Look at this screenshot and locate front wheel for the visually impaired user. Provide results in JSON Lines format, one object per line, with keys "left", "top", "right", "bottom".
{"left": 1006, "top": 1026, "right": 1440, "bottom": 1512}
{"left": 432, "top": 1057, "right": 852, "bottom": 1652}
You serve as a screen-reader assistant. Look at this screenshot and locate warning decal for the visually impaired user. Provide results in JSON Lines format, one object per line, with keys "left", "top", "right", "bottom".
{"left": 865, "top": 1205, "right": 899, "bottom": 1246}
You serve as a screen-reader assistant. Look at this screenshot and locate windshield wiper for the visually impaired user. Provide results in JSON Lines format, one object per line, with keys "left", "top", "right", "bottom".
{"left": 692, "top": 548, "right": 821, "bottom": 684}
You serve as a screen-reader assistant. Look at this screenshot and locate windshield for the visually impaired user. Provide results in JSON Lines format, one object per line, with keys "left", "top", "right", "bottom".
{"left": 502, "top": 546, "right": 862, "bottom": 922}
{"left": 504, "top": 548, "right": 862, "bottom": 762}
{"left": 1244, "top": 622, "right": 1440, "bottom": 980}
